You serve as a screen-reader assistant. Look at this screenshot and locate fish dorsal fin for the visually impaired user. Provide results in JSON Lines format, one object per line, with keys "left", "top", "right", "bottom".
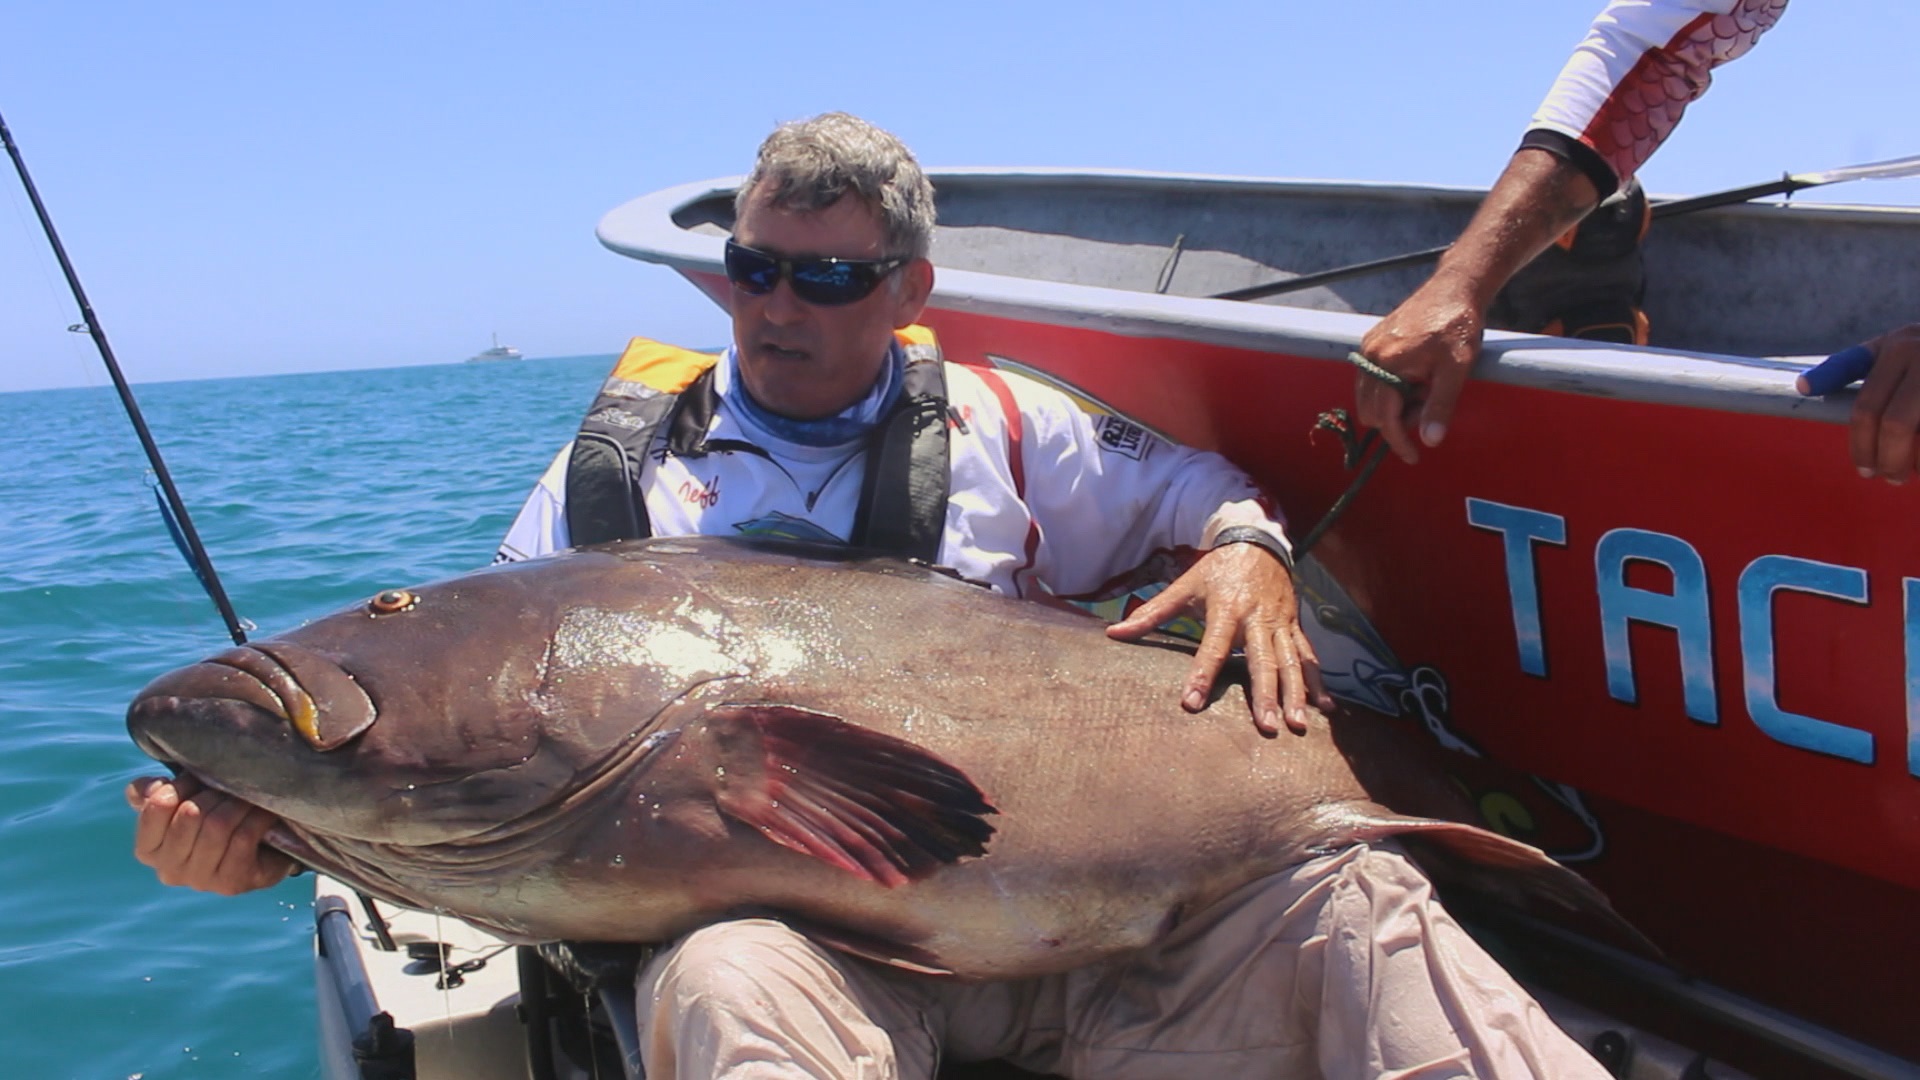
{"left": 702, "top": 704, "right": 997, "bottom": 888}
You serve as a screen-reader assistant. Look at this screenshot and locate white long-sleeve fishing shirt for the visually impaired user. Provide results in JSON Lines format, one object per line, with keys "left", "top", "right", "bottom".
{"left": 497, "top": 351, "right": 1289, "bottom": 602}
{"left": 1524, "top": 0, "right": 1786, "bottom": 195}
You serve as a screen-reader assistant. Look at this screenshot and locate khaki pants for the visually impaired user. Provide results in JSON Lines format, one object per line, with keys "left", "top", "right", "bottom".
{"left": 633, "top": 843, "right": 1608, "bottom": 1079}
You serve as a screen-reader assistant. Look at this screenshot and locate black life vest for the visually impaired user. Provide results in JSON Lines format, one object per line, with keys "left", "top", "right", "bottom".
{"left": 563, "top": 326, "right": 951, "bottom": 562}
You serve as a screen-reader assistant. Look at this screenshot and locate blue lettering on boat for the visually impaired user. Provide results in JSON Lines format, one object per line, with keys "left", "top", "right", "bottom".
{"left": 1595, "top": 527, "right": 1716, "bottom": 725}
{"left": 1737, "top": 556, "right": 1872, "bottom": 764}
{"left": 1465, "top": 499, "right": 1563, "bottom": 679}
{"left": 1465, "top": 497, "right": 1919, "bottom": 778}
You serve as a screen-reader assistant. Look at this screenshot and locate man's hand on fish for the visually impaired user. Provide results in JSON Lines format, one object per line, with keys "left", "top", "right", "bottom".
{"left": 127, "top": 774, "right": 294, "bottom": 895}
{"left": 1106, "top": 540, "right": 1330, "bottom": 736}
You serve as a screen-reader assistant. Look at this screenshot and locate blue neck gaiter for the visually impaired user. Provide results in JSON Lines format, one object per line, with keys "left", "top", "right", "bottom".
{"left": 724, "top": 342, "right": 904, "bottom": 448}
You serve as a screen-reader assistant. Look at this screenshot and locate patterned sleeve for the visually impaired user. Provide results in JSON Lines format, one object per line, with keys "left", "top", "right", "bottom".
{"left": 1524, "top": 0, "right": 1786, "bottom": 197}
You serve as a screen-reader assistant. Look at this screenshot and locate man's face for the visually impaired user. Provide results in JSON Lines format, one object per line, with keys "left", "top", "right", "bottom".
{"left": 729, "top": 185, "right": 933, "bottom": 420}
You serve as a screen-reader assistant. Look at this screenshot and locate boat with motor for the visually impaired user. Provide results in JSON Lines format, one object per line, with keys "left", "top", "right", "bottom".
{"left": 468, "top": 333, "right": 523, "bottom": 362}
{"left": 317, "top": 167, "right": 1920, "bottom": 1080}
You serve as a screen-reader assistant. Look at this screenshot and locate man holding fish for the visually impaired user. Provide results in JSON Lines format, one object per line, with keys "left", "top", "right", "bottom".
{"left": 127, "top": 112, "right": 1621, "bottom": 1076}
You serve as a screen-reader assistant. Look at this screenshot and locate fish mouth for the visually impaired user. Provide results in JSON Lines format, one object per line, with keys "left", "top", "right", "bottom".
{"left": 128, "top": 643, "right": 377, "bottom": 754}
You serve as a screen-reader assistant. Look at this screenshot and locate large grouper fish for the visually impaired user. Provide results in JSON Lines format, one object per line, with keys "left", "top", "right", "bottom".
{"left": 127, "top": 536, "right": 1645, "bottom": 978}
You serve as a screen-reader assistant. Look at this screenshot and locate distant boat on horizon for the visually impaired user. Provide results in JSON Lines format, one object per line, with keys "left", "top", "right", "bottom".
{"left": 467, "top": 333, "right": 523, "bottom": 363}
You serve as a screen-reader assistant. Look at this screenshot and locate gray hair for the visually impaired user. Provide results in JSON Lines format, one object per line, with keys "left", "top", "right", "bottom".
{"left": 735, "top": 112, "right": 936, "bottom": 261}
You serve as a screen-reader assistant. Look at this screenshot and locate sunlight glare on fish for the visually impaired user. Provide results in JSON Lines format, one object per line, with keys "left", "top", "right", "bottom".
{"left": 553, "top": 607, "right": 741, "bottom": 682}
{"left": 676, "top": 596, "right": 733, "bottom": 640}
{"left": 751, "top": 628, "right": 813, "bottom": 677}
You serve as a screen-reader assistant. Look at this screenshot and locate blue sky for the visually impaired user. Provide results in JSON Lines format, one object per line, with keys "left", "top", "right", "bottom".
{"left": 3, "top": 1, "right": 1915, "bottom": 394}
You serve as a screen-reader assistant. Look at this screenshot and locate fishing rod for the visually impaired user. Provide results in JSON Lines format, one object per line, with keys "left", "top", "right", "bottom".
{"left": 5, "top": 109, "right": 401, "bottom": 957}
{"left": 1, "top": 108, "right": 249, "bottom": 645}
{"left": 1213, "top": 152, "right": 1920, "bottom": 303}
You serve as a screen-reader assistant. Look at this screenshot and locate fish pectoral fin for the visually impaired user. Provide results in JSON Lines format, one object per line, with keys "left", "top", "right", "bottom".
{"left": 703, "top": 704, "right": 997, "bottom": 888}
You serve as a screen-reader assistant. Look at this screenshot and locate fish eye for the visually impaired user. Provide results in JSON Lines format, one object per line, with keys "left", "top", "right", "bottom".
{"left": 368, "top": 589, "right": 417, "bottom": 615}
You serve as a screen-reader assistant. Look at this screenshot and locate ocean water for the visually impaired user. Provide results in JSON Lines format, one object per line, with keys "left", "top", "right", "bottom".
{"left": 0, "top": 356, "right": 616, "bottom": 1078}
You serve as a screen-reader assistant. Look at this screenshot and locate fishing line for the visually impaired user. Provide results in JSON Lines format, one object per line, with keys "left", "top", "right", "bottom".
{"left": 6, "top": 113, "right": 403, "bottom": 1057}
{"left": 1, "top": 163, "right": 101, "bottom": 393}
{"left": 1, "top": 107, "right": 249, "bottom": 645}
{"left": 435, "top": 911, "right": 454, "bottom": 1042}
{"left": 2, "top": 173, "right": 208, "bottom": 635}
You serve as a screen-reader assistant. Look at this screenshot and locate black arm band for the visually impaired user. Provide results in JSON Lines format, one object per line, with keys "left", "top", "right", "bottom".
{"left": 1211, "top": 526, "right": 1295, "bottom": 572}
{"left": 1518, "top": 128, "right": 1620, "bottom": 202}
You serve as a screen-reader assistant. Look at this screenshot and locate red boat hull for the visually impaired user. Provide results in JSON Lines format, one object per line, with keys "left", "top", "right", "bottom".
{"left": 678, "top": 265, "right": 1919, "bottom": 1064}
{"left": 922, "top": 309, "right": 1920, "bottom": 1061}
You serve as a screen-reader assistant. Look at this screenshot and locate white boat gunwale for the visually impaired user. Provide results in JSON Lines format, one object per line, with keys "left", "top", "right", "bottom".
{"left": 596, "top": 171, "right": 1915, "bottom": 425}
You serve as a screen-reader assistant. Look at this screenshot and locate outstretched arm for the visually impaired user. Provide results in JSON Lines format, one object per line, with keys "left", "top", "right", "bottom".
{"left": 1357, "top": 0, "right": 1785, "bottom": 463}
{"left": 1355, "top": 150, "right": 1599, "bottom": 464}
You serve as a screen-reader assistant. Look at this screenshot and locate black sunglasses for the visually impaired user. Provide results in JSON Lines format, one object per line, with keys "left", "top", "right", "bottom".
{"left": 724, "top": 240, "right": 906, "bottom": 307}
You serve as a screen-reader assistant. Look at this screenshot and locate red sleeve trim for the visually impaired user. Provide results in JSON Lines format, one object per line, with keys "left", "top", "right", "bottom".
{"left": 966, "top": 364, "right": 1042, "bottom": 588}
{"left": 1578, "top": 0, "right": 1783, "bottom": 186}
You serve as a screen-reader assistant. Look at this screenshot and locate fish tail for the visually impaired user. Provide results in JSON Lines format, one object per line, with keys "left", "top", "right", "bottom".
{"left": 1397, "top": 822, "right": 1662, "bottom": 960}
{"left": 1309, "top": 804, "right": 1661, "bottom": 960}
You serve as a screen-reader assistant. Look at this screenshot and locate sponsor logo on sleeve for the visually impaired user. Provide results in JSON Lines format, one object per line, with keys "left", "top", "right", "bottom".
{"left": 1094, "top": 415, "right": 1154, "bottom": 461}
